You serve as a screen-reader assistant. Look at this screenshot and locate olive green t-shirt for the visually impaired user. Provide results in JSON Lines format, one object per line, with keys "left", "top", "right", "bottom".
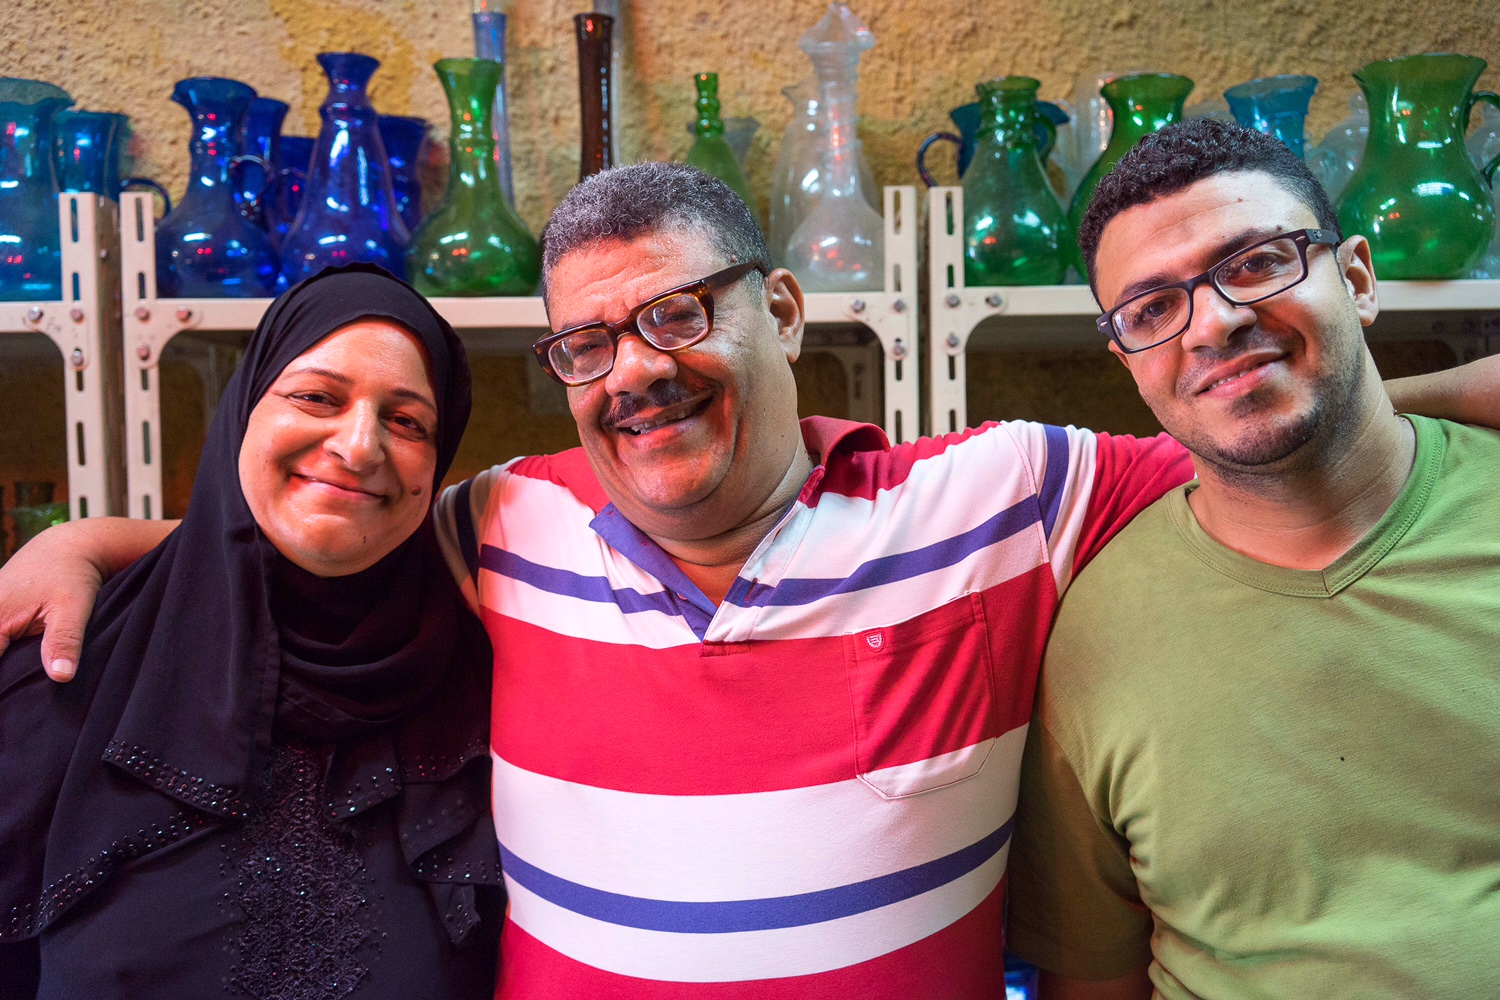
{"left": 1007, "top": 415, "right": 1499, "bottom": 999}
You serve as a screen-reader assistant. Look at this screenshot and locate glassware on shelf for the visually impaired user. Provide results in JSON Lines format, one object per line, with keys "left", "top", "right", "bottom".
{"left": 768, "top": 80, "right": 880, "bottom": 270}
{"left": 917, "top": 98, "right": 1068, "bottom": 185}
{"left": 0, "top": 78, "right": 71, "bottom": 302}
{"left": 10, "top": 480, "right": 68, "bottom": 552}
{"left": 1337, "top": 53, "right": 1498, "bottom": 280}
{"left": 54, "top": 109, "right": 172, "bottom": 207}
{"left": 237, "top": 97, "right": 287, "bottom": 233}
{"left": 1049, "top": 69, "right": 1146, "bottom": 203}
{"left": 961, "top": 77, "right": 1069, "bottom": 287}
{"left": 684, "top": 73, "right": 755, "bottom": 210}
{"left": 1468, "top": 97, "right": 1499, "bottom": 278}
{"left": 407, "top": 58, "right": 540, "bottom": 297}
{"left": 155, "top": 77, "right": 280, "bottom": 298}
{"left": 280, "top": 52, "right": 409, "bottom": 285}
{"left": 722, "top": 117, "right": 760, "bottom": 168}
{"left": 1066, "top": 72, "right": 1194, "bottom": 276}
{"left": 272, "top": 135, "right": 314, "bottom": 244}
{"left": 378, "top": 115, "right": 428, "bottom": 233}
{"left": 574, "top": 12, "right": 615, "bottom": 181}
{"left": 1306, "top": 94, "right": 1368, "bottom": 202}
{"left": 472, "top": 0, "right": 516, "bottom": 205}
{"left": 1224, "top": 74, "right": 1318, "bottom": 157}
{"left": 783, "top": 3, "right": 884, "bottom": 294}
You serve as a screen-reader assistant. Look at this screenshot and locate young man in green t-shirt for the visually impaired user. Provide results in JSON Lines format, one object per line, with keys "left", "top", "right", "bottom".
{"left": 1006, "top": 118, "right": 1498, "bottom": 1000}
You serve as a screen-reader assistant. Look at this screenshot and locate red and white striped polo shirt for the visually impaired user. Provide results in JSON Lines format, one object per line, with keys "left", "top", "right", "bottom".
{"left": 435, "top": 417, "right": 1191, "bottom": 999}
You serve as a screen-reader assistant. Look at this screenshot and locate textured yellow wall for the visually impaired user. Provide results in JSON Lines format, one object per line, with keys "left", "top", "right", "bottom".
{"left": 2, "top": 0, "right": 1494, "bottom": 233}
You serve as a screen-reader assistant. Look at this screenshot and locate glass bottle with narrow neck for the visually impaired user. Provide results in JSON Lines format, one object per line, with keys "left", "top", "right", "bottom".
{"left": 783, "top": 3, "right": 884, "bottom": 293}
{"left": 684, "top": 72, "right": 755, "bottom": 210}
{"left": 407, "top": 58, "right": 539, "bottom": 296}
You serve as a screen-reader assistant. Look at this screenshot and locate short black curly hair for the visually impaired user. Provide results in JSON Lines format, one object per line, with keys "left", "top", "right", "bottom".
{"left": 1079, "top": 118, "right": 1341, "bottom": 289}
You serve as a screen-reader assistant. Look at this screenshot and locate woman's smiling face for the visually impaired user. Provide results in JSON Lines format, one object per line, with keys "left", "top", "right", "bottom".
{"left": 238, "top": 319, "right": 439, "bottom": 577}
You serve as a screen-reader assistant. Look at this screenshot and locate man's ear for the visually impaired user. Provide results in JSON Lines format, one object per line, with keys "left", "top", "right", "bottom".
{"left": 765, "top": 268, "right": 805, "bottom": 364}
{"left": 1337, "top": 234, "right": 1380, "bottom": 328}
{"left": 1107, "top": 338, "right": 1133, "bottom": 371}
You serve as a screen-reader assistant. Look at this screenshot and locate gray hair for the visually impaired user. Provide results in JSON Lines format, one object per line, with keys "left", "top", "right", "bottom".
{"left": 539, "top": 162, "right": 770, "bottom": 302}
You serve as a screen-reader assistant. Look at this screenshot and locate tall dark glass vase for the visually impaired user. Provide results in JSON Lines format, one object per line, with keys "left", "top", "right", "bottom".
{"left": 574, "top": 12, "right": 614, "bottom": 181}
{"left": 378, "top": 114, "right": 427, "bottom": 233}
{"left": 407, "top": 59, "right": 539, "bottom": 296}
{"left": 0, "top": 79, "right": 71, "bottom": 301}
{"left": 155, "top": 77, "right": 280, "bottom": 298}
{"left": 280, "top": 52, "right": 409, "bottom": 284}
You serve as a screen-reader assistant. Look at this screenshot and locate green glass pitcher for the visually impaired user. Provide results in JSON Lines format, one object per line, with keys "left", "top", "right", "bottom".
{"left": 963, "top": 77, "right": 1069, "bottom": 286}
{"left": 1337, "top": 53, "right": 1498, "bottom": 280}
{"left": 407, "top": 58, "right": 540, "bottom": 296}
{"left": 1067, "top": 72, "right": 1194, "bottom": 277}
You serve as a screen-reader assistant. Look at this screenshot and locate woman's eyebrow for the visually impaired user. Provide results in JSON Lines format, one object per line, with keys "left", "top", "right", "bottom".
{"left": 282, "top": 365, "right": 438, "bottom": 411}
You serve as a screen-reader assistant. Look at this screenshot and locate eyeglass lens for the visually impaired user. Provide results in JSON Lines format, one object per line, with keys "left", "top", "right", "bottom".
{"left": 1114, "top": 236, "right": 1307, "bottom": 349}
{"left": 548, "top": 291, "right": 711, "bottom": 384}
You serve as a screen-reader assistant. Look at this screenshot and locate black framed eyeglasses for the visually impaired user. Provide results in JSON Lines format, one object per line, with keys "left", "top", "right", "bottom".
{"left": 1097, "top": 228, "right": 1341, "bottom": 354}
{"left": 532, "top": 260, "right": 770, "bottom": 386}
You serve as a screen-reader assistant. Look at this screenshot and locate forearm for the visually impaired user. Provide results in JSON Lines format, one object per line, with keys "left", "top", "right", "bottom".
{"left": 1385, "top": 354, "right": 1499, "bottom": 427}
{"left": 49, "top": 516, "right": 178, "bottom": 580}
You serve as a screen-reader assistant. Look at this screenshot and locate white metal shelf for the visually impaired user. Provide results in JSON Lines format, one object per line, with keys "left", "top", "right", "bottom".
{"left": 0, "top": 193, "right": 124, "bottom": 519}
{"left": 120, "top": 187, "right": 920, "bottom": 519}
{"left": 926, "top": 185, "right": 1500, "bottom": 434}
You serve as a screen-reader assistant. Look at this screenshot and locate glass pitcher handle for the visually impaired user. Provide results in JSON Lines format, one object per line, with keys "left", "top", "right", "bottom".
{"left": 119, "top": 177, "right": 172, "bottom": 216}
{"left": 1471, "top": 91, "right": 1499, "bottom": 186}
{"left": 229, "top": 154, "right": 276, "bottom": 219}
{"left": 916, "top": 132, "right": 963, "bottom": 188}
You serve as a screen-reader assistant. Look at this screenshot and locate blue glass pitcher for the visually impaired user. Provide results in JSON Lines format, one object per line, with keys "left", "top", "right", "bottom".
{"left": 280, "top": 53, "right": 409, "bottom": 284}
{"left": 53, "top": 109, "right": 172, "bottom": 209}
{"left": 269, "top": 135, "right": 314, "bottom": 246}
{"left": 1224, "top": 75, "right": 1318, "bottom": 157}
{"left": 237, "top": 97, "right": 288, "bottom": 234}
{"left": 155, "top": 77, "right": 281, "bottom": 298}
{"left": 378, "top": 114, "right": 427, "bottom": 234}
{"left": 0, "top": 79, "right": 72, "bottom": 301}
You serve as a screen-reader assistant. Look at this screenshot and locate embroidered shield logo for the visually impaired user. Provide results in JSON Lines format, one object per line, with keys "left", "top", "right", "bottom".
{"left": 865, "top": 632, "right": 885, "bottom": 650}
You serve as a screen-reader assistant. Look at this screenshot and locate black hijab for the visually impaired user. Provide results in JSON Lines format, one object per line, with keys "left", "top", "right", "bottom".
{"left": 1, "top": 263, "right": 499, "bottom": 946}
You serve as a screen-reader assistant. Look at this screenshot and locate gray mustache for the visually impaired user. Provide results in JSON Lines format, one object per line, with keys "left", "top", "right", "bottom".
{"left": 603, "top": 379, "right": 707, "bottom": 428}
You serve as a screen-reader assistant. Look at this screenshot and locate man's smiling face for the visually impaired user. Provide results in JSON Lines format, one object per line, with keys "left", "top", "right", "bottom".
{"left": 1095, "top": 170, "right": 1379, "bottom": 473}
{"left": 546, "top": 226, "right": 805, "bottom": 541}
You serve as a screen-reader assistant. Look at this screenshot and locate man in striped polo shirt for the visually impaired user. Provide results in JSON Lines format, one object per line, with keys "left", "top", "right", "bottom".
{"left": 2, "top": 162, "right": 1492, "bottom": 998}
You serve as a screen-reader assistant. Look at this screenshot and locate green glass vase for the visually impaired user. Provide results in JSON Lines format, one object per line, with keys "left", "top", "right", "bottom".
{"left": 684, "top": 72, "right": 755, "bottom": 210}
{"left": 407, "top": 58, "right": 539, "bottom": 296}
{"left": 1067, "top": 73, "right": 1194, "bottom": 276}
{"left": 1337, "top": 53, "right": 1499, "bottom": 280}
{"left": 963, "top": 77, "right": 1069, "bottom": 286}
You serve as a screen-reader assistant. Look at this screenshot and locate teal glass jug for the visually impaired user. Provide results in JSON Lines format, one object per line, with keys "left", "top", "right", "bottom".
{"left": 407, "top": 58, "right": 539, "bottom": 296}
{"left": 1067, "top": 73, "right": 1193, "bottom": 276}
{"left": 1337, "top": 53, "right": 1498, "bottom": 280}
{"left": 0, "top": 79, "right": 71, "bottom": 301}
{"left": 963, "top": 77, "right": 1069, "bottom": 286}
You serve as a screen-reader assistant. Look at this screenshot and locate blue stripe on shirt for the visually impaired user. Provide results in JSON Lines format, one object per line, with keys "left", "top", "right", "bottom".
{"left": 499, "top": 815, "right": 1013, "bottom": 933}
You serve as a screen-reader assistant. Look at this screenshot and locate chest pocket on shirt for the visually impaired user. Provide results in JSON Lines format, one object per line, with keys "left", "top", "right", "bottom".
{"left": 843, "top": 593, "right": 998, "bottom": 799}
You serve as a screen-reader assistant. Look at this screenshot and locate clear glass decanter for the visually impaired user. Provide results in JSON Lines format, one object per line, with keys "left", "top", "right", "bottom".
{"left": 782, "top": 3, "right": 884, "bottom": 293}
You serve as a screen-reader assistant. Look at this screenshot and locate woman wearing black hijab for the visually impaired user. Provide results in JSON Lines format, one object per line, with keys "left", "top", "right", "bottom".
{"left": 0, "top": 264, "right": 502, "bottom": 999}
